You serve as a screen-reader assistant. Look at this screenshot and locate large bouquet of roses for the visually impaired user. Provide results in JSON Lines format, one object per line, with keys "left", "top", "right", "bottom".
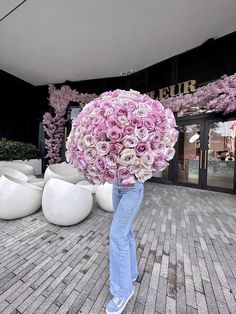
{"left": 66, "top": 89, "right": 179, "bottom": 186}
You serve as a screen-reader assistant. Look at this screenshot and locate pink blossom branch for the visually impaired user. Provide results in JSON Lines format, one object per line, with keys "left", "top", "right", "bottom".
{"left": 161, "top": 73, "right": 236, "bottom": 115}
{"left": 43, "top": 84, "right": 98, "bottom": 165}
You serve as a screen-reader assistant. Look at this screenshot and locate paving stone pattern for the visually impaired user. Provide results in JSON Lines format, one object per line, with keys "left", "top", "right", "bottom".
{"left": 0, "top": 183, "right": 236, "bottom": 313}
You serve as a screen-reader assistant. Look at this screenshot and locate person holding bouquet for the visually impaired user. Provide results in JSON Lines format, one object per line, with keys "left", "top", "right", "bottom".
{"left": 66, "top": 89, "right": 179, "bottom": 314}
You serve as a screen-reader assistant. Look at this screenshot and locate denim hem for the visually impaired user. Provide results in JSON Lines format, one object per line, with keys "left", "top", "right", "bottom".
{"left": 109, "top": 285, "right": 134, "bottom": 298}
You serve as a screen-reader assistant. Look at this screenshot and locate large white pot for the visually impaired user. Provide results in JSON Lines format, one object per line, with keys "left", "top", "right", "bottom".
{"left": 0, "top": 175, "right": 43, "bottom": 220}
{"left": 44, "top": 162, "right": 84, "bottom": 184}
{"left": 42, "top": 178, "right": 93, "bottom": 226}
{"left": 11, "top": 159, "right": 42, "bottom": 175}
{"left": 28, "top": 177, "right": 45, "bottom": 188}
{"left": 76, "top": 180, "right": 97, "bottom": 194}
{"left": 95, "top": 182, "right": 113, "bottom": 212}
{"left": 0, "top": 161, "right": 34, "bottom": 175}
{"left": 0, "top": 167, "right": 28, "bottom": 182}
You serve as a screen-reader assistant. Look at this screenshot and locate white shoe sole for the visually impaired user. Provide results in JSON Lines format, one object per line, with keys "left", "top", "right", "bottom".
{"left": 106, "top": 289, "right": 134, "bottom": 314}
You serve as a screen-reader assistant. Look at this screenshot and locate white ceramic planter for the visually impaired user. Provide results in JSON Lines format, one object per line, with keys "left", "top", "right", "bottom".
{"left": 42, "top": 178, "right": 93, "bottom": 226}
{"left": 0, "top": 175, "right": 43, "bottom": 220}
{"left": 95, "top": 182, "right": 113, "bottom": 212}
{"left": 76, "top": 180, "right": 97, "bottom": 194}
{"left": 28, "top": 177, "right": 45, "bottom": 188}
{"left": 44, "top": 162, "right": 84, "bottom": 184}
{"left": 0, "top": 167, "right": 28, "bottom": 182}
{"left": 13, "top": 159, "right": 42, "bottom": 175}
{"left": 0, "top": 161, "right": 35, "bottom": 175}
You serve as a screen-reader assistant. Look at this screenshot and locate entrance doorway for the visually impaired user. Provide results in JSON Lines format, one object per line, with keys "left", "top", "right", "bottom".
{"left": 174, "top": 114, "right": 236, "bottom": 194}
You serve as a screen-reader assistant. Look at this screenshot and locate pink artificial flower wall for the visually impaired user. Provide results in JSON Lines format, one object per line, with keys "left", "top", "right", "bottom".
{"left": 161, "top": 73, "right": 236, "bottom": 115}
{"left": 43, "top": 84, "right": 97, "bottom": 165}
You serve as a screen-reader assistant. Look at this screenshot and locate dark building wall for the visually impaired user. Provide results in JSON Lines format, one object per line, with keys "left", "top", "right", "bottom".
{"left": 1, "top": 31, "right": 236, "bottom": 146}
{"left": 0, "top": 69, "right": 34, "bottom": 143}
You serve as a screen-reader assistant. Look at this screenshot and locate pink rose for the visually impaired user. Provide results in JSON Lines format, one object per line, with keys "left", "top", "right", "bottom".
{"left": 127, "top": 101, "right": 138, "bottom": 111}
{"left": 92, "top": 175, "right": 104, "bottom": 185}
{"left": 165, "top": 129, "right": 179, "bottom": 145}
{"left": 164, "top": 147, "right": 176, "bottom": 161}
{"left": 109, "top": 143, "right": 124, "bottom": 155}
{"left": 116, "top": 107, "right": 129, "bottom": 117}
{"left": 106, "top": 126, "right": 123, "bottom": 142}
{"left": 155, "top": 142, "right": 166, "bottom": 153}
{"left": 120, "top": 149, "right": 136, "bottom": 166}
{"left": 135, "top": 127, "right": 149, "bottom": 142}
{"left": 143, "top": 118, "right": 155, "bottom": 131}
{"left": 105, "top": 169, "right": 116, "bottom": 182}
{"left": 133, "top": 107, "right": 149, "bottom": 118}
{"left": 123, "top": 135, "right": 138, "bottom": 148}
{"left": 128, "top": 159, "right": 142, "bottom": 174}
{"left": 92, "top": 116, "right": 104, "bottom": 126}
{"left": 117, "top": 115, "right": 129, "bottom": 126}
{"left": 123, "top": 125, "right": 135, "bottom": 136}
{"left": 104, "top": 107, "right": 115, "bottom": 116}
{"left": 77, "top": 155, "right": 88, "bottom": 168}
{"left": 162, "top": 136, "right": 173, "bottom": 147}
{"left": 141, "top": 152, "right": 154, "bottom": 167}
{"left": 155, "top": 124, "right": 166, "bottom": 136}
{"left": 153, "top": 154, "right": 165, "bottom": 168}
{"left": 83, "top": 134, "right": 97, "bottom": 147}
{"left": 90, "top": 107, "right": 100, "bottom": 117}
{"left": 96, "top": 141, "right": 110, "bottom": 156}
{"left": 87, "top": 165, "right": 99, "bottom": 176}
{"left": 164, "top": 109, "right": 177, "bottom": 127}
{"left": 135, "top": 169, "right": 152, "bottom": 182}
{"left": 106, "top": 154, "right": 118, "bottom": 167}
{"left": 149, "top": 132, "right": 161, "bottom": 142}
{"left": 158, "top": 161, "right": 169, "bottom": 172}
{"left": 130, "top": 117, "right": 142, "bottom": 127}
{"left": 84, "top": 148, "right": 97, "bottom": 162}
{"left": 121, "top": 175, "right": 136, "bottom": 187}
{"left": 95, "top": 156, "right": 107, "bottom": 171}
{"left": 135, "top": 142, "right": 150, "bottom": 157}
{"left": 77, "top": 139, "right": 86, "bottom": 151}
{"left": 117, "top": 167, "right": 130, "bottom": 179}
{"left": 148, "top": 113, "right": 162, "bottom": 126}
{"left": 106, "top": 115, "right": 119, "bottom": 128}
{"left": 94, "top": 123, "right": 106, "bottom": 139}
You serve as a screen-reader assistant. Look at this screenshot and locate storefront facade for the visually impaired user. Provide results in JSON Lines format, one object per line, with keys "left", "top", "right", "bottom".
{"left": 57, "top": 32, "right": 236, "bottom": 194}
{"left": 152, "top": 112, "right": 236, "bottom": 194}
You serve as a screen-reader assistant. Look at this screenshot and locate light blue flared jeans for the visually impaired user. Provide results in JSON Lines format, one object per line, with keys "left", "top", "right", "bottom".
{"left": 109, "top": 179, "right": 144, "bottom": 297}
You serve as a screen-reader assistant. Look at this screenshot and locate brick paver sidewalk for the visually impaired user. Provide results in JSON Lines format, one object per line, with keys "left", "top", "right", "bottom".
{"left": 0, "top": 183, "right": 236, "bottom": 313}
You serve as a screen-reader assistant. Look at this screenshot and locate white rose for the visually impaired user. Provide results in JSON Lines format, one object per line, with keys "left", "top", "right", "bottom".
{"left": 135, "top": 168, "right": 153, "bottom": 182}
{"left": 120, "top": 149, "right": 137, "bottom": 166}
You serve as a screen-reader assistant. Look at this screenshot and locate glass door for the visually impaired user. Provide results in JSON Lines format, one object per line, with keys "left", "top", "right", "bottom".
{"left": 203, "top": 119, "right": 236, "bottom": 192}
{"left": 176, "top": 121, "right": 204, "bottom": 188}
{"left": 174, "top": 117, "right": 236, "bottom": 193}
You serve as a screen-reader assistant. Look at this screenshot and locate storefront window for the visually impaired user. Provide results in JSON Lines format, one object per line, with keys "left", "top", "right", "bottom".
{"left": 177, "top": 124, "right": 201, "bottom": 184}
{"left": 207, "top": 120, "right": 236, "bottom": 189}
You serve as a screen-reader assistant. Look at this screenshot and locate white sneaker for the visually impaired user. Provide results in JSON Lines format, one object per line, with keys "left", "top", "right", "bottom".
{"left": 132, "top": 275, "right": 138, "bottom": 282}
{"left": 106, "top": 289, "right": 134, "bottom": 314}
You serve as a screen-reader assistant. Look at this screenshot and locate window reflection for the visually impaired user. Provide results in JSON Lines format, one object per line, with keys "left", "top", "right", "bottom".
{"left": 207, "top": 120, "right": 235, "bottom": 189}
{"left": 177, "top": 124, "right": 200, "bottom": 184}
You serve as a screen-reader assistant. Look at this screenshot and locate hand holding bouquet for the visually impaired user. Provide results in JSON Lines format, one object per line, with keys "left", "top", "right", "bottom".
{"left": 66, "top": 89, "right": 179, "bottom": 186}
